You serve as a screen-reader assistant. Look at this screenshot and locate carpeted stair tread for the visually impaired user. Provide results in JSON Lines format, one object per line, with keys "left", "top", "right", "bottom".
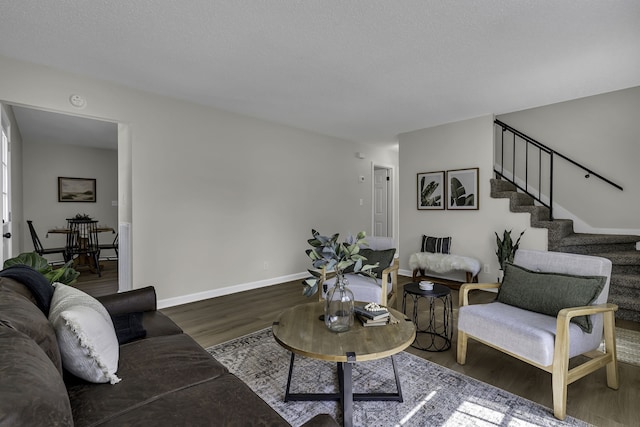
{"left": 609, "top": 289, "right": 640, "bottom": 310}
{"left": 509, "top": 192, "right": 534, "bottom": 207}
{"left": 554, "top": 233, "right": 640, "bottom": 254}
{"left": 608, "top": 283, "right": 640, "bottom": 322}
{"left": 594, "top": 251, "right": 640, "bottom": 265}
{"left": 616, "top": 308, "right": 640, "bottom": 323}
{"left": 511, "top": 205, "right": 550, "bottom": 219}
{"left": 558, "top": 233, "right": 640, "bottom": 246}
{"left": 611, "top": 274, "right": 640, "bottom": 290}
{"left": 535, "top": 220, "right": 575, "bottom": 244}
{"left": 492, "top": 190, "right": 517, "bottom": 199}
{"left": 594, "top": 251, "right": 640, "bottom": 274}
{"left": 490, "top": 178, "right": 517, "bottom": 194}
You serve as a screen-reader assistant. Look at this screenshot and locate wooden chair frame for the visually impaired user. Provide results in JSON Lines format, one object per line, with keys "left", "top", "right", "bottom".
{"left": 457, "top": 282, "right": 619, "bottom": 420}
{"left": 318, "top": 258, "right": 400, "bottom": 308}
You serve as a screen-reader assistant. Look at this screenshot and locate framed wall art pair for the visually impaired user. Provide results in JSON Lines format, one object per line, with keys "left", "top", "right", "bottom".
{"left": 417, "top": 167, "right": 479, "bottom": 210}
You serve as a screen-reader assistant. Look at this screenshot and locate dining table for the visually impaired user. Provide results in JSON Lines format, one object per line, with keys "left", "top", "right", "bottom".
{"left": 47, "top": 223, "right": 115, "bottom": 273}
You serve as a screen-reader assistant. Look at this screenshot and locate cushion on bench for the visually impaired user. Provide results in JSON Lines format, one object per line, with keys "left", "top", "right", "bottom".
{"left": 409, "top": 252, "right": 481, "bottom": 276}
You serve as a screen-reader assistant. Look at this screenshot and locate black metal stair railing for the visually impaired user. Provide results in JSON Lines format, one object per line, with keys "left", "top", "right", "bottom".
{"left": 494, "top": 119, "right": 623, "bottom": 220}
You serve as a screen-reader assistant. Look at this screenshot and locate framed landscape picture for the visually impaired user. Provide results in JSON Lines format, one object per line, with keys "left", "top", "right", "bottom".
{"left": 446, "top": 168, "right": 479, "bottom": 210}
{"left": 58, "top": 177, "right": 96, "bottom": 202}
{"left": 417, "top": 171, "right": 445, "bottom": 210}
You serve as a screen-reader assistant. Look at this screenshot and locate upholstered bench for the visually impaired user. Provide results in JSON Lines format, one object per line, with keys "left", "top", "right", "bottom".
{"left": 410, "top": 252, "right": 481, "bottom": 283}
{"left": 409, "top": 236, "right": 481, "bottom": 286}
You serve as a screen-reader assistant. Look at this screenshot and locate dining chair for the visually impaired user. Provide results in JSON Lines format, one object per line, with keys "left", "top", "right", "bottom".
{"left": 65, "top": 219, "right": 102, "bottom": 276}
{"left": 99, "top": 232, "right": 119, "bottom": 259}
{"left": 26, "top": 220, "right": 68, "bottom": 263}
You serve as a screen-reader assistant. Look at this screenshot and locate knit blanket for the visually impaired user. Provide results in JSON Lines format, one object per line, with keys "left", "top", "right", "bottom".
{"left": 0, "top": 265, "right": 53, "bottom": 315}
{"left": 409, "top": 252, "right": 481, "bottom": 276}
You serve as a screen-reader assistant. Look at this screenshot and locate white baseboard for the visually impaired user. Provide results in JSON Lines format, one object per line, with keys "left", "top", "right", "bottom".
{"left": 399, "top": 269, "right": 412, "bottom": 277}
{"left": 157, "top": 272, "right": 308, "bottom": 309}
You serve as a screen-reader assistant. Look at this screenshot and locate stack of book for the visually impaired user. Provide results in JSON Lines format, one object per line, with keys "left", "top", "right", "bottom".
{"left": 355, "top": 304, "right": 390, "bottom": 327}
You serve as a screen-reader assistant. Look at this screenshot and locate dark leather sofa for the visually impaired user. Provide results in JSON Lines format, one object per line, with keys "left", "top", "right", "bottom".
{"left": 0, "top": 275, "right": 337, "bottom": 427}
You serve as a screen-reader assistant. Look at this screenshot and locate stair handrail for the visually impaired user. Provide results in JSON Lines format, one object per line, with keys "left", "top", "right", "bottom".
{"left": 494, "top": 119, "right": 623, "bottom": 220}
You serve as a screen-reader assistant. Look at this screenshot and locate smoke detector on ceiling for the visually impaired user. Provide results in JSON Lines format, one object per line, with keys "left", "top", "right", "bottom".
{"left": 69, "top": 94, "right": 86, "bottom": 109}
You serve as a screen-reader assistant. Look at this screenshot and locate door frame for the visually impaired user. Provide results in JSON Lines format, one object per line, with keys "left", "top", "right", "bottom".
{"left": 0, "top": 105, "right": 12, "bottom": 263}
{"left": 371, "top": 162, "right": 394, "bottom": 238}
{"left": 1, "top": 101, "right": 132, "bottom": 290}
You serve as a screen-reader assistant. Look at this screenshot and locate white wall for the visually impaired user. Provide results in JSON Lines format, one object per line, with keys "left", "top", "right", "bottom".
{"left": 0, "top": 55, "right": 398, "bottom": 305}
{"left": 22, "top": 141, "right": 118, "bottom": 259}
{"left": 497, "top": 86, "right": 640, "bottom": 233}
{"left": 399, "top": 116, "right": 547, "bottom": 282}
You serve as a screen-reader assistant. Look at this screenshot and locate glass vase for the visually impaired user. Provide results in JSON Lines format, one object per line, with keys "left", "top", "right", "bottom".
{"left": 324, "top": 275, "right": 354, "bottom": 332}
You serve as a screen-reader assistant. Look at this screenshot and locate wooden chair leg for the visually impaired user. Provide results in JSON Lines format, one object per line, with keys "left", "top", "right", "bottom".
{"left": 457, "top": 331, "right": 468, "bottom": 365}
{"left": 603, "top": 310, "right": 620, "bottom": 389}
{"left": 552, "top": 367, "right": 568, "bottom": 420}
{"left": 552, "top": 321, "right": 570, "bottom": 420}
{"left": 94, "top": 252, "right": 102, "bottom": 277}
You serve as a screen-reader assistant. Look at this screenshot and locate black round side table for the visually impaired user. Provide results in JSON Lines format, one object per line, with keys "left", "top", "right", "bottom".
{"left": 402, "top": 282, "right": 453, "bottom": 352}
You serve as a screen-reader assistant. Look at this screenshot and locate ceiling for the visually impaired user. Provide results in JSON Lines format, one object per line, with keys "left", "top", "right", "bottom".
{"left": 1, "top": 1, "right": 639, "bottom": 149}
{"left": 11, "top": 106, "right": 118, "bottom": 150}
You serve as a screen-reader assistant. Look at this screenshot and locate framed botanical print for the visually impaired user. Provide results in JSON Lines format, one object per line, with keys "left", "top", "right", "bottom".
{"left": 417, "top": 171, "right": 445, "bottom": 210}
{"left": 446, "top": 168, "right": 479, "bottom": 210}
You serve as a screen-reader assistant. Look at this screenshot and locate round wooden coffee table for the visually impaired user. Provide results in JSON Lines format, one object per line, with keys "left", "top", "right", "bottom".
{"left": 272, "top": 301, "right": 415, "bottom": 427}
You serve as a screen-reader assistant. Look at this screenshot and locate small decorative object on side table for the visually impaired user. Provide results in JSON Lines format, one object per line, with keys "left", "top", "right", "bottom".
{"left": 402, "top": 282, "right": 453, "bottom": 351}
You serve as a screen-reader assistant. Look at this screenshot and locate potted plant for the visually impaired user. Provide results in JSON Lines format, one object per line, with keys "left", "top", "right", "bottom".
{"left": 3, "top": 252, "right": 80, "bottom": 285}
{"left": 495, "top": 229, "right": 525, "bottom": 281}
{"left": 301, "top": 230, "right": 378, "bottom": 332}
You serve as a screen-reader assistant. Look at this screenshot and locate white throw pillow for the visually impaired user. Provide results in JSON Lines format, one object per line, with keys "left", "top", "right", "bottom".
{"left": 48, "top": 283, "right": 121, "bottom": 384}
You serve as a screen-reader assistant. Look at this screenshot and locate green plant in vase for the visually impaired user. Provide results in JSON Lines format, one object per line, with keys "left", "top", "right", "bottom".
{"left": 301, "top": 229, "right": 378, "bottom": 332}
{"left": 495, "top": 229, "right": 525, "bottom": 276}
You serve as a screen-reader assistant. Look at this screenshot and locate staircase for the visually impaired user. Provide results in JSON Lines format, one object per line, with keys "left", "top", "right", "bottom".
{"left": 491, "top": 178, "right": 640, "bottom": 323}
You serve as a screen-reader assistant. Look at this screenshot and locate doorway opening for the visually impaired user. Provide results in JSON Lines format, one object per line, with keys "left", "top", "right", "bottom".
{"left": 372, "top": 165, "right": 393, "bottom": 237}
{"left": 0, "top": 102, "right": 131, "bottom": 290}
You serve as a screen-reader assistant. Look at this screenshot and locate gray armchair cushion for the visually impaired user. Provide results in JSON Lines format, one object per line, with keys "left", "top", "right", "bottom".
{"left": 497, "top": 262, "right": 606, "bottom": 333}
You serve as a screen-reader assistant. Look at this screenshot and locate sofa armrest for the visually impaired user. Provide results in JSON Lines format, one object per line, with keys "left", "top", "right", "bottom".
{"left": 97, "top": 286, "right": 158, "bottom": 316}
{"left": 459, "top": 282, "right": 501, "bottom": 307}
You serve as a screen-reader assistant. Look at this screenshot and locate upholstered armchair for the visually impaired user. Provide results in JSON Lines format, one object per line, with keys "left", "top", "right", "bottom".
{"left": 319, "top": 236, "right": 399, "bottom": 307}
{"left": 457, "top": 249, "right": 618, "bottom": 420}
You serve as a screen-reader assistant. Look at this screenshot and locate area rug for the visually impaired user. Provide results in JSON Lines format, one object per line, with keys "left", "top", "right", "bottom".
{"left": 207, "top": 328, "right": 589, "bottom": 427}
{"left": 599, "top": 327, "right": 640, "bottom": 367}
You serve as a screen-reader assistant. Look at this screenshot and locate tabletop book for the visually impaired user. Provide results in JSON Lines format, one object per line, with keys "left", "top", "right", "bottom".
{"left": 357, "top": 314, "right": 389, "bottom": 327}
{"left": 354, "top": 305, "right": 389, "bottom": 321}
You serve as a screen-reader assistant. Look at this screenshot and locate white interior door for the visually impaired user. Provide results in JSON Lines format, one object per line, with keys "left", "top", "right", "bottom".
{"left": 373, "top": 167, "right": 391, "bottom": 237}
{"left": 0, "top": 107, "right": 12, "bottom": 263}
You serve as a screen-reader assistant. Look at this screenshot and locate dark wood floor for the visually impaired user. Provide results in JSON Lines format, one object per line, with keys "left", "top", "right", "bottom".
{"left": 73, "top": 260, "right": 120, "bottom": 296}
{"left": 79, "top": 265, "right": 639, "bottom": 426}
